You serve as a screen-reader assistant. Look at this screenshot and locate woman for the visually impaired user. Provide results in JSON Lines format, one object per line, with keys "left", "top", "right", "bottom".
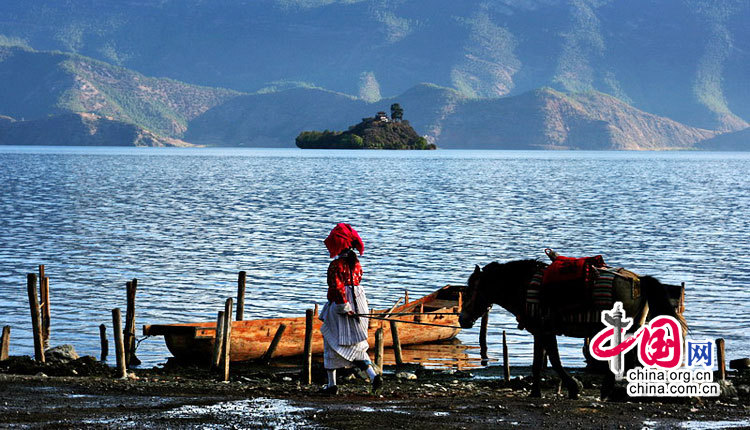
{"left": 318, "top": 223, "right": 382, "bottom": 395}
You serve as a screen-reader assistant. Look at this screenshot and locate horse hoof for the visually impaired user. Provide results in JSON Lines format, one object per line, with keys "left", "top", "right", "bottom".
{"left": 568, "top": 378, "right": 583, "bottom": 400}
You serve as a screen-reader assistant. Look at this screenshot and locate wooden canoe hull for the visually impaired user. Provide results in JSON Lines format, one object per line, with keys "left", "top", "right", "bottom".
{"left": 144, "top": 284, "right": 463, "bottom": 363}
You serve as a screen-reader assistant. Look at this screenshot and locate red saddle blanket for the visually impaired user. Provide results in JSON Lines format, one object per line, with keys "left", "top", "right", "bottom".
{"left": 525, "top": 254, "right": 611, "bottom": 322}
{"left": 542, "top": 255, "right": 605, "bottom": 286}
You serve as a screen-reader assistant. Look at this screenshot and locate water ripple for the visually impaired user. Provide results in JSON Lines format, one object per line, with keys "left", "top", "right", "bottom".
{"left": 0, "top": 147, "right": 748, "bottom": 368}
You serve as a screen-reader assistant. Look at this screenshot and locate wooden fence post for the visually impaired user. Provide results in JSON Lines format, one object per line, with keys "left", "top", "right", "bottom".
{"left": 374, "top": 326, "right": 384, "bottom": 374}
{"left": 38, "top": 265, "right": 50, "bottom": 343}
{"left": 303, "top": 309, "right": 314, "bottom": 384}
{"left": 236, "top": 271, "right": 246, "bottom": 321}
{"left": 261, "top": 324, "right": 287, "bottom": 363}
{"left": 389, "top": 320, "right": 403, "bottom": 366}
{"left": 211, "top": 311, "right": 225, "bottom": 370}
{"left": 41, "top": 277, "right": 50, "bottom": 344}
{"left": 26, "top": 273, "right": 44, "bottom": 363}
{"left": 222, "top": 298, "right": 233, "bottom": 381}
{"left": 480, "top": 311, "right": 489, "bottom": 363}
{"left": 125, "top": 279, "right": 140, "bottom": 366}
{"left": 0, "top": 326, "right": 10, "bottom": 361}
{"left": 716, "top": 338, "right": 726, "bottom": 381}
{"left": 112, "top": 308, "right": 127, "bottom": 379}
{"left": 99, "top": 324, "right": 108, "bottom": 361}
{"left": 502, "top": 330, "right": 510, "bottom": 382}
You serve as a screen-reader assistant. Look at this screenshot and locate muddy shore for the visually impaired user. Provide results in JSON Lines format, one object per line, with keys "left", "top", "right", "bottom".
{"left": 1, "top": 355, "right": 749, "bottom": 429}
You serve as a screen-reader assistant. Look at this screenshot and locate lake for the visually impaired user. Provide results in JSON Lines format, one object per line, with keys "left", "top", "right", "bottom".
{"left": 1, "top": 146, "right": 748, "bottom": 369}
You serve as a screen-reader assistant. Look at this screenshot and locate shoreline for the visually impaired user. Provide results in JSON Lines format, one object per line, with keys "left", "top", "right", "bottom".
{"left": 1, "top": 356, "right": 748, "bottom": 429}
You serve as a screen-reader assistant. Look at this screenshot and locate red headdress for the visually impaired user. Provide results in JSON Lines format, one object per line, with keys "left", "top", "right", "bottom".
{"left": 324, "top": 223, "right": 364, "bottom": 258}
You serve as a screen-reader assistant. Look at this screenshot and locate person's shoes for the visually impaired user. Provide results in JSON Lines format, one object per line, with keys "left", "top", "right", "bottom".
{"left": 371, "top": 374, "right": 383, "bottom": 395}
{"left": 319, "top": 385, "right": 338, "bottom": 396}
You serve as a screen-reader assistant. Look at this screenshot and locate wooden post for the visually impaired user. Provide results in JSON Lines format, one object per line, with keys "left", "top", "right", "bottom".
{"left": 222, "top": 299, "right": 233, "bottom": 381}
{"left": 680, "top": 282, "right": 686, "bottom": 315}
{"left": 38, "top": 266, "right": 44, "bottom": 317}
{"left": 0, "top": 326, "right": 10, "bottom": 361}
{"left": 40, "top": 277, "right": 50, "bottom": 343}
{"left": 404, "top": 290, "right": 409, "bottom": 305}
{"left": 124, "top": 281, "right": 132, "bottom": 361}
{"left": 480, "top": 311, "right": 489, "bottom": 362}
{"left": 99, "top": 324, "right": 108, "bottom": 361}
{"left": 502, "top": 330, "right": 510, "bottom": 382}
{"left": 716, "top": 338, "right": 726, "bottom": 381}
{"left": 313, "top": 303, "right": 319, "bottom": 319}
{"left": 38, "top": 266, "right": 49, "bottom": 341}
{"left": 389, "top": 320, "right": 403, "bottom": 366}
{"left": 211, "top": 311, "right": 225, "bottom": 370}
{"left": 26, "top": 273, "right": 44, "bottom": 363}
{"left": 236, "top": 271, "right": 246, "bottom": 321}
{"left": 261, "top": 323, "right": 287, "bottom": 363}
{"left": 112, "top": 308, "right": 127, "bottom": 379}
{"left": 458, "top": 292, "right": 463, "bottom": 311}
{"left": 374, "top": 327, "right": 384, "bottom": 374}
{"left": 125, "top": 279, "right": 140, "bottom": 366}
{"left": 303, "top": 309, "right": 314, "bottom": 385}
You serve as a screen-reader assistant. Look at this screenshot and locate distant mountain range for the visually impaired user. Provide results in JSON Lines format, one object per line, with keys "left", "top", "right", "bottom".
{"left": 0, "top": 0, "right": 748, "bottom": 149}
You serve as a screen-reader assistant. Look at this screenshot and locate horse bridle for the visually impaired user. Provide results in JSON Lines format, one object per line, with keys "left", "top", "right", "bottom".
{"left": 466, "top": 273, "right": 494, "bottom": 325}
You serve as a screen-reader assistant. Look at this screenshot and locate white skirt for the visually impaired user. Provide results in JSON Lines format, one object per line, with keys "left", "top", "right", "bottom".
{"left": 319, "top": 284, "right": 370, "bottom": 369}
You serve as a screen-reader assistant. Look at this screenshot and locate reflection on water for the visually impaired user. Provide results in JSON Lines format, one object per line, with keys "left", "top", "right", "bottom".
{"left": 375, "top": 338, "right": 480, "bottom": 369}
{"left": 0, "top": 147, "right": 748, "bottom": 369}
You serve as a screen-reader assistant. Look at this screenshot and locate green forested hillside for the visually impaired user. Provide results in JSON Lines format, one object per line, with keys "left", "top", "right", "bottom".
{"left": 0, "top": 45, "right": 240, "bottom": 138}
{"left": 0, "top": 113, "right": 193, "bottom": 147}
{"left": 0, "top": 1, "right": 748, "bottom": 149}
{"left": 436, "top": 88, "right": 717, "bottom": 149}
{"left": 1, "top": 0, "right": 748, "bottom": 133}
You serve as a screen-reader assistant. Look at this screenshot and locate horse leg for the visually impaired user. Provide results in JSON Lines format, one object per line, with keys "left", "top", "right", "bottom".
{"left": 600, "top": 342, "right": 638, "bottom": 401}
{"left": 530, "top": 334, "right": 545, "bottom": 398}
{"left": 544, "top": 334, "right": 583, "bottom": 399}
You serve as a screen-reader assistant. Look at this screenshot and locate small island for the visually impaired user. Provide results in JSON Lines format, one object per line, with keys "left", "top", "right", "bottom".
{"left": 295, "top": 103, "right": 436, "bottom": 149}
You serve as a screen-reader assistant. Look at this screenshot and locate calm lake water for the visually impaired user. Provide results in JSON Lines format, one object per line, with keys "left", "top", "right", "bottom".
{"left": 1, "top": 146, "right": 748, "bottom": 369}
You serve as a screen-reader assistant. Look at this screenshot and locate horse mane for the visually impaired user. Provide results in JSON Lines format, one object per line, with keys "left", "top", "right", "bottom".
{"left": 481, "top": 259, "right": 546, "bottom": 313}
{"left": 482, "top": 259, "right": 544, "bottom": 281}
{"left": 640, "top": 275, "right": 689, "bottom": 333}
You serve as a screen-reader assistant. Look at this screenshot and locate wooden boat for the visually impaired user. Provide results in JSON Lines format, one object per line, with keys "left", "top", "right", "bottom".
{"left": 143, "top": 284, "right": 464, "bottom": 363}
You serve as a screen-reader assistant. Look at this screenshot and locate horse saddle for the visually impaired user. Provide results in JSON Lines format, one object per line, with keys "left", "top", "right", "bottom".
{"left": 526, "top": 254, "right": 640, "bottom": 316}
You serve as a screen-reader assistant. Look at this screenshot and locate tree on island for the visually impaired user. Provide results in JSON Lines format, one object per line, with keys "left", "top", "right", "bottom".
{"left": 390, "top": 103, "right": 404, "bottom": 122}
{"left": 295, "top": 106, "right": 435, "bottom": 150}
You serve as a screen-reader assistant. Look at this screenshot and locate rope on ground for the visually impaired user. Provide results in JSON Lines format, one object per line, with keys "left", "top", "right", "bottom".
{"left": 355, "top": 314, "right": 463, "bottom": 329}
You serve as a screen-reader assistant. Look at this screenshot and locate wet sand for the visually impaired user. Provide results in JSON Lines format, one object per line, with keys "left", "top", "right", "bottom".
{"left": 1, "top": 356, "right": 748, "bottom": 429}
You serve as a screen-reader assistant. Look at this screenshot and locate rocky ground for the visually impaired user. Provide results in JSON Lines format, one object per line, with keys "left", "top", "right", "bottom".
{"left": 0, "top": 354, "right": 749, "bottom": 429}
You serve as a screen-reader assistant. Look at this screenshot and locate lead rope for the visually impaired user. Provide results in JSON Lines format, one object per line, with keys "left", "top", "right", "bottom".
{"left": 134, "top": 335, "right": 151, "bottom": 352}
{"left": 355, "top": 314, "right": 462, "bottom": 329}
{"left": 355, "top": 312, "right": 459, "bottom": 316}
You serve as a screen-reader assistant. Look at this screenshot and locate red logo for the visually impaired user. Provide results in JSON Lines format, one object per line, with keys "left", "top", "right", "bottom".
{"left": 590, "top": 302, "right": 683, "bottom": 375}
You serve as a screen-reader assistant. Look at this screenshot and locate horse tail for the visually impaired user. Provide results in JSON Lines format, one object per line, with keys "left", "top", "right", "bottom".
{"left": 640, "top": 276, "right": 688, "bottom": 334}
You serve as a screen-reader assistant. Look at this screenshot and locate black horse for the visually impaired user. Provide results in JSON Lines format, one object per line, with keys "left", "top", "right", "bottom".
{"left": 459, "top": 260, "right": 686, "bottom": 399}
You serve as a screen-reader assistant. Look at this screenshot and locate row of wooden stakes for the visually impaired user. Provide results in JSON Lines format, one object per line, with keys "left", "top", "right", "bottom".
{"left": 0, "top": 266, "right": 52, "bottom": 362}
{"left": 198, "top": 272, "right": 492, "bottom": 383}
{"left": 4, "top": 268, "right": 510, "bottom": 384}
{"left": 0, "top": 265, "right": 140, "bottom": 377}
